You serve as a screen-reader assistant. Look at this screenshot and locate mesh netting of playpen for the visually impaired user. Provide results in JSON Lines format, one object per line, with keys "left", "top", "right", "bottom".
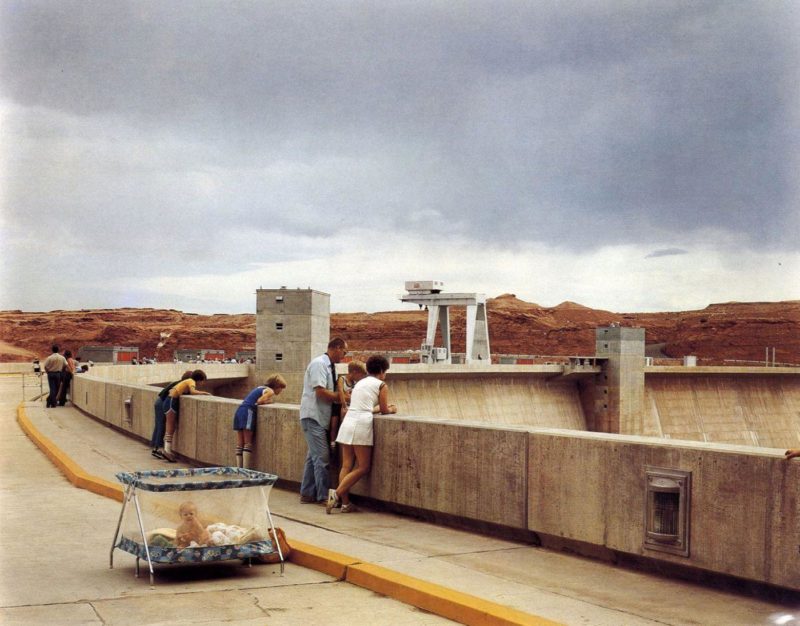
{"left": 111, "top": 467, "right": 283, "bottom": 581}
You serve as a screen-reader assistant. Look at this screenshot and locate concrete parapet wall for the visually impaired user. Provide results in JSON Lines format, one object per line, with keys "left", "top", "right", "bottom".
{"left": 528, "top": 430, "right": 798, "bottom": 588}
{"left": 0, "top": 363, "right": 38, "bottom": 374}
{"left": 69, "top": 365, "right": 799, "bottom": 591}
{"left": 85, "top": 362, "right": 251, "bottom": 384}
{"left": 72, "top": 372, "right": 300, "bottom": 471}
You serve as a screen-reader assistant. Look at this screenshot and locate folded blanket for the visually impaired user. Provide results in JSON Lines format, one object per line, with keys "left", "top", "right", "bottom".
{"left": 146, "top": 527, "right": 177, "bottom": 548}
{"left": 207, "top": 522, "right": 261, "bottom": 546}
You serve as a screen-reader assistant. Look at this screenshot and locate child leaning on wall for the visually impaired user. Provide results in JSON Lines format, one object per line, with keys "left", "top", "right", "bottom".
{"left": 330, "top": 360, "right": 367, "bottom": 451}
{"left": 162, "top": 369, "right": 211, "bottom": 462}
{"left": 232, "top": 374, "right": 287, "bottom": 469}
{"left": 151, "top": 370, "right": 192, "bottom": 460}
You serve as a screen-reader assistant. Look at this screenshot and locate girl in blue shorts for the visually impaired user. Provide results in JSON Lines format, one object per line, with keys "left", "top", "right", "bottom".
{"left": 233, "top": 374, "right": 287, "bottom": 469}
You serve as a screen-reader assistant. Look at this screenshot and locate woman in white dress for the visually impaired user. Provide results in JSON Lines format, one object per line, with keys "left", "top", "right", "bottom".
{"left": 327, "top": 355, "right": 396, "bottom": 513}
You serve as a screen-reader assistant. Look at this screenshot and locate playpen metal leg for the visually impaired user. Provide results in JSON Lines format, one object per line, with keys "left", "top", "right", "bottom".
{"left": 262, "top": 487, "right": 285, "bottom": 575}
{"left": 132, "top": 492, "right": 155, "bottom": 584}
{"left": 110, "top": 484, "right": 133, "bottom": 569}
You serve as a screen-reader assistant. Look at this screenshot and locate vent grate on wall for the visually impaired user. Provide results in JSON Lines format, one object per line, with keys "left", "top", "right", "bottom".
{"left": 644, "top": 466, "right": 691, "bottom": 557}
{"left": 652, "top": 491, "right": 679, "bottom": 535}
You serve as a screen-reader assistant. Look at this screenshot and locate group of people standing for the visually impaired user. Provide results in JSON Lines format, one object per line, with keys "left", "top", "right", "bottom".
{"left": 297, "top": 338, "right": 397, "bottom": 514}
{"left": 42, "top": 344, "right": 80, "bottom": 408}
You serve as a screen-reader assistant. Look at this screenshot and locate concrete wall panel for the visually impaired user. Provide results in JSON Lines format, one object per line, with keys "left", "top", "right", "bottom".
{"left": 213, "top": 399, "right": 237, "bottom": 467}
{"left": 173, "top": 397, "right": 198, "bottom": 459}
{"left": 73, "top": 376, "right": 106, "bottom": 420}
{"left": 193, "top": 399, "right": 218, "bottom": 464}
{"left": 130, "top": 387, "right": 155, "bottom": 440}
{"left": 686, "top": 449, "right": 771, "bottom": 580}
{"left": 766, "top": 460, "right": 800, "bottom": 588}
{"left": 258, "top": 405, "right": 305, "bottom": 481}
{"left": 371, "top": 416, "right": 528, "bottom": 528}
{"left": 104, "top": 384, "right": 127, "bottom": 429}
{"left": 528, "top": 433, "right": 608, "bottom": 544}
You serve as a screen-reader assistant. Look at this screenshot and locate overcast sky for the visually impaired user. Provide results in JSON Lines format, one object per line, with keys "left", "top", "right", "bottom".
{"left": 1, "top": 1, "right": 798, "bottom": 314}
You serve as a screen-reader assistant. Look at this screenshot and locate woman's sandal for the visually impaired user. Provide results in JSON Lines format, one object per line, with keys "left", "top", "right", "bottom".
{"left": 325, "top": 489, "right": 340, "bottom": 514}
{"left": 341, "top": 503, "right": 358, "bottom": 513}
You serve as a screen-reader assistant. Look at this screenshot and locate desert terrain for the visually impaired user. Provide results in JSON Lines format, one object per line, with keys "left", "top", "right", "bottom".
{"left": 1, "top": 295, "right": 798, "bottom": 365}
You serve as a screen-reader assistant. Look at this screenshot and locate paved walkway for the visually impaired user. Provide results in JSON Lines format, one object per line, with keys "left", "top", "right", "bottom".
{"left": 1, "top": 374, "right": 796, "bottom": 625}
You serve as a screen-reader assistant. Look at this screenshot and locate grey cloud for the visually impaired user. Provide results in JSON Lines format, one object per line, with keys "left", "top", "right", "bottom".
{"left": 645, "top": 248, "right": 689, "bottom": 259}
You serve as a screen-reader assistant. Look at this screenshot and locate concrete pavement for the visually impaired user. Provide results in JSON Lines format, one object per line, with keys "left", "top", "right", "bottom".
{"left": 1, "top": 374, "right": 797, "bottom": 625}
{"left": 0, "top": 377, "right": 457, "bottom": 626}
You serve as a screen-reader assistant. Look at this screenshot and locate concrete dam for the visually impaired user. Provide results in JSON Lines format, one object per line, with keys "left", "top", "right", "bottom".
{"left": 53, "top": 287, "right": 799, "bottom": 593}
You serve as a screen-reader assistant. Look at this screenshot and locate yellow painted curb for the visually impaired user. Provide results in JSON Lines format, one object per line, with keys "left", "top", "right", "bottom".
{"left": 347, "top": 562, "right": 560, "bottom": 626}
{"left": 286, "top": 539, "right": 359, "bottom": 580}
{"left": 16, "top": 401, "right": 561, "bottom": 626}
{"left": 16, "top": 404, "right": 124, "bottom": 502}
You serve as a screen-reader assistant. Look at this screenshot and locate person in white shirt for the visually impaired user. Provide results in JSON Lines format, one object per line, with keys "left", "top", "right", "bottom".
{"left": 327, "top": 355, "right": 396, "bottom": 513}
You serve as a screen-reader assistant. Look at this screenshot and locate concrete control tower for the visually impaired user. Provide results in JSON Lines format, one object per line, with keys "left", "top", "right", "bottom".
{"left": 401, "top": 281, "right": 491, "bottom": 364}
{"left": 256, "top": 287, "right": 330, "bottom": 403}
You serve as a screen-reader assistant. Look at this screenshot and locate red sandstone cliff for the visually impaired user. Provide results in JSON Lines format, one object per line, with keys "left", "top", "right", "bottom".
{"left": 1, "top": 297, "right": 798, "bottom": 365}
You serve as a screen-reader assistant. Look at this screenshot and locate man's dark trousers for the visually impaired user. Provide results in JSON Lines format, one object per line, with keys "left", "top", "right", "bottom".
{"left": 46, "top": 372, "right": 61, "bottom": 408}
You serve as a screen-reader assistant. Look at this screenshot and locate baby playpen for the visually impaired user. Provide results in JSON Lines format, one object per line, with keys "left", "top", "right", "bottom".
{"left": 110, "top": 467, "right": 284, "bottom": 584}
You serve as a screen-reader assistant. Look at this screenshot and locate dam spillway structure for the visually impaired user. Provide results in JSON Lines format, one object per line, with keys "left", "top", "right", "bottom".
{"left": 252, "top": 285, "right": 800, "bottom": 448}
{"left": 400, "top": 280, "right": 491, "bottom": 365}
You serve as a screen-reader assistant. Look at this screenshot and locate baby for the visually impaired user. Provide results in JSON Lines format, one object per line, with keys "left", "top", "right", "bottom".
{"left": 175, "top": 501, "right": 211, "bottom": 548}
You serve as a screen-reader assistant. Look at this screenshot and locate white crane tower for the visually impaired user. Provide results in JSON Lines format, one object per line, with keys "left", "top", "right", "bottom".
{"left": 400, "top": 281, "right": 491, "bottom": 365}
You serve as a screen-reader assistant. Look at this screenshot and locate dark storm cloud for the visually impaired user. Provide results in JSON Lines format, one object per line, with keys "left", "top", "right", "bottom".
{"left": 1, "top": 0, "right": 798, "bottom": 261}
{"left": 645, "top": 248, "right": 688, "bottom": 258}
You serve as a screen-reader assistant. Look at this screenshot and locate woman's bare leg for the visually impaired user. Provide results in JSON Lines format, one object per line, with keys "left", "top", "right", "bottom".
{"left": 338, "top": 444, "right": 355, "bottom": 503}
{"left": 336, "top": 445, "right": 372, "bottom": 505}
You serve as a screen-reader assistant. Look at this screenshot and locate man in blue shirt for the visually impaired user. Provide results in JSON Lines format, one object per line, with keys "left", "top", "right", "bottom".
{"left": 299, "top": 337, "right": 349, "bottom": 502}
